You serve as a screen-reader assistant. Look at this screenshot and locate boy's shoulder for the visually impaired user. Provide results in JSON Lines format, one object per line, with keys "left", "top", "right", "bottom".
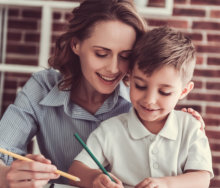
{"left": 173, "top": 110, "right": 201, "bottom": 130}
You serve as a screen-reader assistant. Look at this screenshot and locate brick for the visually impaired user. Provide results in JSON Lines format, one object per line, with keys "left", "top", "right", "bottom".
{"left": 204, "top": 117, "right": 220, "bottom": 126}
{"left": 5, "top": 72, "right": 31, "bottom": 79}
{"left": 196, "top": 45, "right": 220, "bottom": 53}
{"left": 207, "top": 34, "right": 220, "bottom": 42}
{"left": 188, "top": 93, "right": 220, "bottom": 102}
{"left": 193, "top": 80, "right": 203, "bottom": 89}
{"left": 210, "top": 142, "right": 220, "bottom": 151}
{"left": 7, "top": 44, "right": 38, "bottom": 55}
{"left": 52, "top": 23, "right": 66, "bottom": 32}
{"left": 206, "top": 82, "right": 220, "bottom": 90}
{"left": 8, "top": 9, "right": 19, "bottom": 17}
{"left": 210, "top": 10, "right": 220, "bottom": 18}
{"left": 148, "top": 0, "right": 165, "bottom": 7}
{"left": 8, "top": 20, "right": 38, "bottom": 30}
{"left": 147, "top": 19, "right": 188, "bottom": 28}
{"left": 210, "top": 179, "right": 220, "bottom": 187}
{"left": 174, "top": 0, "right": 187, "bottom": 4}
{"left": 208, "top": 57, "right": 220, "bottom": 66}
{"left": 2, "top": 92, "right": 16, "bottom": 102}
{"left": 213, "top": 155, "right": 220, "bottom": 163}
{"left": 7, "top": 32, "right": 22, "bottom": 42}
{"left": 196, "top": 56, "right": 204, "bottom": 64}
{"left": 183, "top": 32, "right": 203, "bottom": 41}
{"left": 175, "top": 104, "right": 201, "bottom": 112}
{"left": 194, "top": 69, "right": 220, "bottom": 77}
{"left": 22, "top": 9, "right": 41, "bottom": 19}
{"left": 173, "top": 8, "right": 205, "bottom": 17}
{"left": 3, "top": 80, "right": 17, "bottom": 90}
{"left": 191, "top": 0, "right": 220, "bottom": 6}
{"left": 206, "top": 106, "right": 220, "bottom": 114}
{"left": 206, "top": 130, "right": 220, "bottom": 139}
{"left": 53, "top": 12, "right": 61, "bottom": 20}
{"left": 213, "top": 167, "right": 219, "bottom": 176}
{"left": 192, "top": 21, "right": 220, "bottom": 30}
{"left": 25, "top": 33, "right": 40, "bottom": 42}
{"left": 6, "top": 57, "right": 38, "bottom": 66}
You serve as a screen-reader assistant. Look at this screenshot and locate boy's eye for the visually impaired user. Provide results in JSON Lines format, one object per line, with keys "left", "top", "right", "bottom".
{"left": 159, "top": 90, "right": 171, "bottom": 96}
{"left": 135, "top": 83, "right": 147, "bottom": 90}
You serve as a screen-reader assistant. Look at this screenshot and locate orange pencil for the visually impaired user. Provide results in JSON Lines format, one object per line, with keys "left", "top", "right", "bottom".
{"left": 0, "top": 148, "right": 80, "bottom": 182}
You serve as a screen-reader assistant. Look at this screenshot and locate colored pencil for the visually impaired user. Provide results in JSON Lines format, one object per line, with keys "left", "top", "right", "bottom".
{"left": 0, "top": 148, "right": 80, "bottom": 182}
{"left": 74, "top": 133, "right": 116, "bottom": 183}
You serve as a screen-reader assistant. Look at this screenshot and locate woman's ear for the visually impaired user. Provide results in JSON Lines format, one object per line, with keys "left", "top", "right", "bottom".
{"left": 71, "top": 38, "right": 80, "bottom": 55}
{"left": 179, "top": 81, "right": 194, "bottom": 100}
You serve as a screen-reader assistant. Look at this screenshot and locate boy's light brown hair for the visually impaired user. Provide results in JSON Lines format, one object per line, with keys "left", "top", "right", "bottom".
{"left": 130, "top": 26, "right": 196, "bottom": 86}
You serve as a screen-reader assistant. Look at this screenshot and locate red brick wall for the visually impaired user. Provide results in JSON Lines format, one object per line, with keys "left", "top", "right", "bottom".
{"left": 0, "top": 0, "right": 220, "bottom": 187}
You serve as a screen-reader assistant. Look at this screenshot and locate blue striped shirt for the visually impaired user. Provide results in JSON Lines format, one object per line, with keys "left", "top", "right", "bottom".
{"left": 0, "top": 69, "right": 131, "bottom": 184}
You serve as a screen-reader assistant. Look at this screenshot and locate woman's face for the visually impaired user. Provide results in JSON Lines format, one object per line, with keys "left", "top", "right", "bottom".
{"left": 72, "top": 20, "right": 136, "bottom": 94}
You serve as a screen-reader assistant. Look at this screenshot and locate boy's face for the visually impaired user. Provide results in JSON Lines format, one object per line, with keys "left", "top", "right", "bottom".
{"left": 130, "top": 64, "right": 192, "bottom": 128}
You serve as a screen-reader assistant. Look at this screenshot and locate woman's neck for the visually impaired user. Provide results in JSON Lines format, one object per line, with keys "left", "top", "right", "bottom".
{"left": 71, "top": 80, "right": 111, "bottom": 114}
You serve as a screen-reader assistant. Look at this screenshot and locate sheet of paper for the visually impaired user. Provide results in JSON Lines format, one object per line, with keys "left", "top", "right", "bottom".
{"left": 44, "top": 184, "right": 78, "bottom": 188}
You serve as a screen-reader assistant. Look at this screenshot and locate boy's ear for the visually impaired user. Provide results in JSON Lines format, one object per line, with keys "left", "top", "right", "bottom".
{"left": 71, "top": 38, "right": 80, "bottom": 55}
{"left": 179, "top": 81, "right": 194, "bottom": 100}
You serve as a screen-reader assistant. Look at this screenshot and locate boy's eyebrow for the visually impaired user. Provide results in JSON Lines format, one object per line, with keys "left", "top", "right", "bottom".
{"left": 134, "top": 76, "right": 175, "bottom": 88}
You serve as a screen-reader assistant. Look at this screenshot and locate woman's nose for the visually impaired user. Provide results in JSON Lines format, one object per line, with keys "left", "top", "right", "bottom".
{"left": 106, "top": 56, "right": 119, "bottom": 73}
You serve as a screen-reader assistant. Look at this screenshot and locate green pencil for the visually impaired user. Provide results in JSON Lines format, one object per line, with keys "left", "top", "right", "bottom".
{"left": 74, "top": 133, "right": 116, "bottom": 183}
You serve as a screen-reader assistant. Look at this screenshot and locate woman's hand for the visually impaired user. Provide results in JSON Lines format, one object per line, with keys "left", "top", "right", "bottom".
{"left": 6, "top": 154, "right": 59, "bottom": 188}
{"left": 135, "top": 177, "right": 168, "bottom": 188}
{"left": 182, "top": 108, "right": 205, "bottom": 131}
{"left": 93, "top": 173, "right": 124, "bottom": 188}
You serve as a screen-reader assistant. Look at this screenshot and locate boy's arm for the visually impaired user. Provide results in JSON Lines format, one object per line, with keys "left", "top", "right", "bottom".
{"left": 135, "top": 170, "right": 210, "bottom": 188}
{"left": 68, "top": 160, "right": 102, "bottom": 187}
{"left": 165, "top": 170, "right": 210, "bottom": 188}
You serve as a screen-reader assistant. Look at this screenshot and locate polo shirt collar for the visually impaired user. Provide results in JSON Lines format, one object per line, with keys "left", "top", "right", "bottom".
{"left": 128, "top": 108, "right": 178, "bottom": 140}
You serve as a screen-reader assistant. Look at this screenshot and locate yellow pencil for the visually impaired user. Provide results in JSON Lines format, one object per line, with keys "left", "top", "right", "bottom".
{"left": 0, "top": 148, "right": 80, "bottom": 182}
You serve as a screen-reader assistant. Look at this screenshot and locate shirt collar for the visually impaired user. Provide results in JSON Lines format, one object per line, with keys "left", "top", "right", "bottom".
{"left": 128, "top": 108, "right": 178, "bottom": 140}
{"left": 39, "top": 84, "right": 69, "bottom": 107}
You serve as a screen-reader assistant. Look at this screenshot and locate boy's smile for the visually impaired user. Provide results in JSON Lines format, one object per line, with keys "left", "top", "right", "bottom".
{"left": 130, "top": 64, "right": 191, "bottom": 133}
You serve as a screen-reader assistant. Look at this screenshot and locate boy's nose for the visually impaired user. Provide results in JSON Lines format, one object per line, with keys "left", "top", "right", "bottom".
{"left": 143, "top": 91, "right": 157, "bottom": 104}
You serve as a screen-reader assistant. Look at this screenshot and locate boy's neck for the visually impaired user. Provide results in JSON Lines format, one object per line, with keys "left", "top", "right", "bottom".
{"left": 140, "top": 113, "right": 169, "bottom": 134}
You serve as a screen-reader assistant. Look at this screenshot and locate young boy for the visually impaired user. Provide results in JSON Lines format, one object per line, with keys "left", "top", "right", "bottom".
{"left": 68, "top": 27, "right": 213, "bottom": 188}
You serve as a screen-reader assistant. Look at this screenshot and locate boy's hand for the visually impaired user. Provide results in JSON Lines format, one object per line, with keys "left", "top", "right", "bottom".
{"left": 135, "top": 177, "right": 168, "bottom": 188}
{"left": 181, "top": 108, "right": 205, "bottom": 131}
{"left": 93, "top": 173, "right": 124, "bottom": 188}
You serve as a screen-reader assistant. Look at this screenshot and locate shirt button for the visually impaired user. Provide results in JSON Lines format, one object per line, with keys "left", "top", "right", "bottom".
{"left": 152, "top": 148, "right": 158, "bottom": 154}
{"left": 153, "top": 162, "right": 159, "bottom": 169}
{"left": 150, "top": 137, "right": 154, "bottom": 142}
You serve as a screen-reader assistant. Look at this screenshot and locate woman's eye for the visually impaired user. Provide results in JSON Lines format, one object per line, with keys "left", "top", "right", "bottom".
{"left": 135, "top": 83, "right": 147, "bottom": 90}
{"left": 95, "top": 51, "right": 108, "bottom": 57}
{"left": 159, "top": 90, "right": 171, "bottom": 96}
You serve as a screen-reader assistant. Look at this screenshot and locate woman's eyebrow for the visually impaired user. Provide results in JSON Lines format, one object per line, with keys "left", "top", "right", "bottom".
{"left": 93, "top": 46, "right": 111, "bottom": 51}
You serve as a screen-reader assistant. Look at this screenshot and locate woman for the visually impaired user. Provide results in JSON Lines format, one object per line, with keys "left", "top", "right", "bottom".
{"left": 0, "top": 0, "right": 146, "bottom": 187}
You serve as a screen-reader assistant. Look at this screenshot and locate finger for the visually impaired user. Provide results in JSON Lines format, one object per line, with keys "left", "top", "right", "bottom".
{"left": 9, "top": 179, "right": 49, "bottom": 188}
{"left": 146, "top": 182, "right": 157, "bottom": 188}
{"left": 109, "top": 173, "right": 123, "bottom": 185}
{"left": 181, "top": 108, "right": 187, "bottom": 112}
{"left": 7, "top": 170, "right": 59, "bottom": 181}
{"left": 11, "top": 160, "right": 57, "bottom": 172}
{"left": 26, "top": 154, "right": 52, "bottom": 164}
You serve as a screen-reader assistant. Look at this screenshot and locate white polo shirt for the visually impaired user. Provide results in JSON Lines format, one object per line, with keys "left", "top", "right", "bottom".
{"left": 75, "top": 108, "right": 213, "bottom": 187}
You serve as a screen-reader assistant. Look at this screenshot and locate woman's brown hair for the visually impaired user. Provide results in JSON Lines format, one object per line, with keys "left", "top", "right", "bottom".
{"left": 49, "top": 0, "right": 146, "bottom": 90}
